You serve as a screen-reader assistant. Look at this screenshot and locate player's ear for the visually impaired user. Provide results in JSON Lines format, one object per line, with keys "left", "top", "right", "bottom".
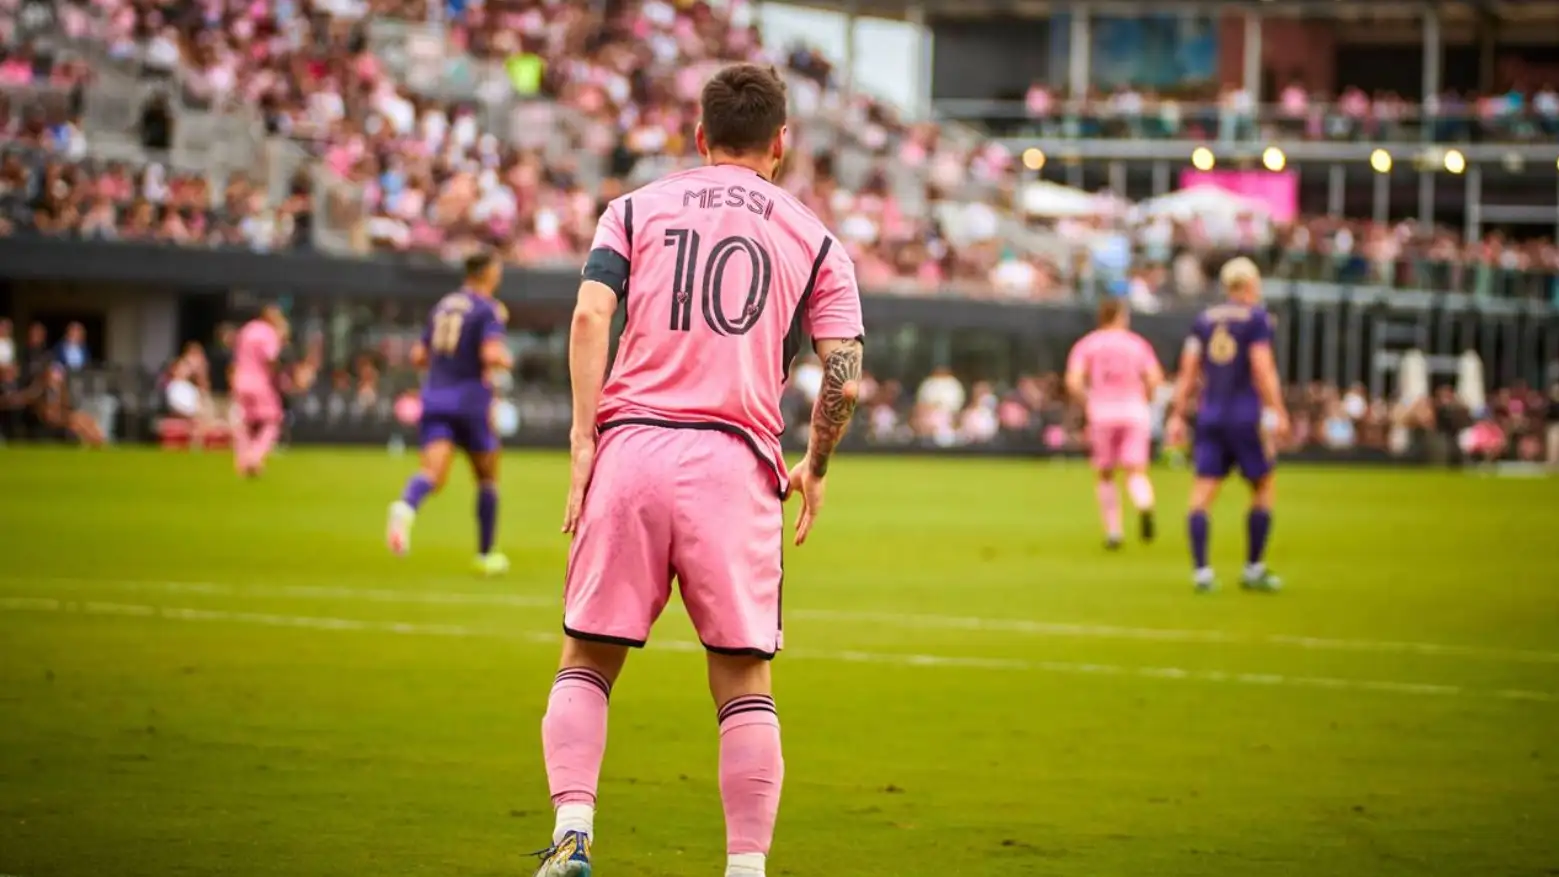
{"left": 771, "top": 125, "right": 787, "bottom": 169}
{"left": 695, "top": 123, "right": 708, "bottom": 160}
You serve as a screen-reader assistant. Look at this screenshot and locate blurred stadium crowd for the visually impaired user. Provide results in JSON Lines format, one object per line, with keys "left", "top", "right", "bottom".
{"left": 2, "top": 0, "right": 1559, "bottom": 304}
{"left": 4, "top": 315, "right": 1556, "bottom": 467}
{"left": 777, "top": 358, "right": 1559, "bottom": 464}
{"left": 1, "top": 0, "right": 1556, "bottom": 464}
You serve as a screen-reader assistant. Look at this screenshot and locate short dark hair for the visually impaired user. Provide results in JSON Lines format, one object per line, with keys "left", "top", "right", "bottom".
{"left": 700, "top": 64, "right": 788, "bottom": 156}
{"left": 464, "top": 249, "right": 497, "bottom": 279}
{"left": 1098, "top": 299, "right": 1126, "bottom": 326}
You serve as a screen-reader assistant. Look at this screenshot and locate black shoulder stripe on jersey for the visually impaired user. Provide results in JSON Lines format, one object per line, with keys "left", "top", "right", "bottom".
{"left": 622, "top": 197, "right": 634, "bottom": 250}
{"left": 582, "top": 247, "right": 630, "bottom": 300}
{"left": 781, "top": 236, "right": 833, "bottom": 383}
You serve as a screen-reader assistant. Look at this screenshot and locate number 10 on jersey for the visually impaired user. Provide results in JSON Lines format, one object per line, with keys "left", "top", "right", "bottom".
{"left": 664, "top": 228, "right": 773, "bottom": 337}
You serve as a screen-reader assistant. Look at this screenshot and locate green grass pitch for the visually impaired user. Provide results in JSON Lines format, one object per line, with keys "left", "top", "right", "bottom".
{"left": 1, "top": 447, "right": 1557, "bottom": 877}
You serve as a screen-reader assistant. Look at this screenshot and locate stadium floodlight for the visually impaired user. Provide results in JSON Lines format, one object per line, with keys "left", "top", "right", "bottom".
{"left": 1022, "top": 148, "right": 1046, "bottom": 171}
{"left": 1191, "top": 147, "right": 1215, "bottom": 171}
{"left": 1261, "top": 147, "right": 1286, "bottom": 172}
{"left": 1369, "top": 149, "right": 1393, "bottom": 174}
{"left": 1444, "top": 149, "right": 1467, "bottom": 174}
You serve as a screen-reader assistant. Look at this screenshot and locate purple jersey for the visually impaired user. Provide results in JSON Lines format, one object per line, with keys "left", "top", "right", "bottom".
{"left": 1188, "top": 302, "right": 1273, "bottom": 426}
{"left": 421, "top": 289, "right": 506, "bottom": 414}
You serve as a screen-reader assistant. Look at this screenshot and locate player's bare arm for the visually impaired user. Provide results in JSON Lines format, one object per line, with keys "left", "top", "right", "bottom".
{"left": 480, "top": 338, "right": 513, "bottom": 371}
{"left": 1249, "top": 342, "right": 1290, "bottom": 440}
{"left": 1166, "top": 338, "right": 1201, "bottom": 444}
{"left": 1064, "top": 367, "right": 1087, "bottom": 405}
{"left": 562, "top": 280, "right": 619, "bottom": 534}
{"left": 409, "top": 342, "right": 429, "bottom": 370}
{"left": 1143, "top": 358, "right": 1166, "bottom": 399}
{"left": 786, "top": 337, "right": 861, "bottom": 548}
{"left": 806, "top": 337, "right": 863, "bottom": 478}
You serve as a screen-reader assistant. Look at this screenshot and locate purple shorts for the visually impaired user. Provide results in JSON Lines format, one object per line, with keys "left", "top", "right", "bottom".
{"left": 1193, "top": 421, "right": 1273, "bottom": 482}
{"left": 420, "top": 408, "right": 498, "bottom": 454}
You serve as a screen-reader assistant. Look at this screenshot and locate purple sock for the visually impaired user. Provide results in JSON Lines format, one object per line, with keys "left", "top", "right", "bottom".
{"left": 1247, "top": 508, "right": 1272, "bottom": 566}
{"left": 1188, "top": 510, "right": 1210, "bottom": 570}
{"left": 477, "top": 484, "right": 498, "bottom": 555}
{"left": 401, "top": 474, "right": 434, "bottom": 510}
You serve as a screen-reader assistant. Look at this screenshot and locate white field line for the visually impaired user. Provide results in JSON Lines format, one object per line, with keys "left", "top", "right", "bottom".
{"left": 1, "top": 596, "right": 1556, "bottom": 705}
{"left": 4, "top": 575, "right": 1559, "bottom": 665}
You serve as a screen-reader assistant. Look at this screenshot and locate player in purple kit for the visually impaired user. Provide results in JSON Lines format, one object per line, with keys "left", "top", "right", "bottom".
{"left": 386, "top": 250, "right": 515, "bottom": 575}
{"left": 1165, "top": 257, "right": 1291, "bottom": 593}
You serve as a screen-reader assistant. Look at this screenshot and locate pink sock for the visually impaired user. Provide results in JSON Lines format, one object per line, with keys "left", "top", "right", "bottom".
{"left": 718, "top": 695, "right": 784, "bottom": 856}
{"left": 542, "top": 668, "right": 611, "bottom": 808}
{"left": 1095, "top": 481, "right": 1122, "bottom": 537}
{"left": 1126, "top": 473, "right": 1156, "bottom": 511}
{"left": 248, "top": 420, "right": 280, "bottom": 469}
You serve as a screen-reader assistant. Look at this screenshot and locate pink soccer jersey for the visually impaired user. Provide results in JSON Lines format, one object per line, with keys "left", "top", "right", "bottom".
{"left": 232, "top": 319, "right": 281, "bottom": 399}
{"left": 1067, "top": 327, "right": 1158, "bottom": 425}
{"left": 588, "top": 163, "right": 865, "bottom": 491}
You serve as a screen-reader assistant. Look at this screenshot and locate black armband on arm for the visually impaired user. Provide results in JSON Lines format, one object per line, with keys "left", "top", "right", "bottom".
{"left": 582, "top": 247, "right": 630, "bottom": 300}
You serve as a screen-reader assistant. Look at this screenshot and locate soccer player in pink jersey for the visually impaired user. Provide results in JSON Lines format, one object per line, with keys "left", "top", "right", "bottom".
{"left": 1066, "top": 299, "right": 1165, "bottom": 549}
{"left": 231, "top": 304, "right": 287, "bottom": 478}
{"left": 531, "top": 64, "right": 865, "bottom": 877}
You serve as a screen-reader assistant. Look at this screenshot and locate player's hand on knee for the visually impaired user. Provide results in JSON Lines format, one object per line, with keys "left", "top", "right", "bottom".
{"left": 785, "top": 459, "right": 826, "bottom": 547}
{"left": 563, "top": 432, "right": 598, "bottom": 535}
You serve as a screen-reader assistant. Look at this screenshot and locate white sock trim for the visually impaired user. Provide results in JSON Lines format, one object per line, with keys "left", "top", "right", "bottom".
{"left": 553, "top": 803, "right": 594, "bottom": 843}
{"left": 725, "top": 852, "right": 766, "bottom": 876}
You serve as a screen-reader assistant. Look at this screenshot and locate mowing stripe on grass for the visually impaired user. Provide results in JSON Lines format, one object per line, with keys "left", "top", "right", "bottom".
{"left": 3, "top": 596, "right": 1556, "bottom": 704}
{"left": 5, "top": 575, "right": 1559, "bottom": 665}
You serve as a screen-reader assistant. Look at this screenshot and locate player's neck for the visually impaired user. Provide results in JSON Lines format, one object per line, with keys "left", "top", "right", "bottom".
{"left": 706, "top": 154, "right": 774, "bottom": 182}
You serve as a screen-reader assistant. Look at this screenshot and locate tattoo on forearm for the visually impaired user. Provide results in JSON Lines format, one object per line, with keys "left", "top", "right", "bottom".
{"left": 807, "top": 342, "right": 863, "bottom": 477}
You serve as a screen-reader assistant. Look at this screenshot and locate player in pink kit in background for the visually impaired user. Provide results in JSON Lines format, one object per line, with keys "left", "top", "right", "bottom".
{"left": 231, "top": 304, "right": 287, "bottom": 478}
{"left": 531, "top": 65, "right": 865, "bottom": 877}
{"left": 1066, "top": 299, "right": 1165, "bottom": 549}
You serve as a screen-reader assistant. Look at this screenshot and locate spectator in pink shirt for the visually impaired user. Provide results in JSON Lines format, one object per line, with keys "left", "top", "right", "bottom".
{"left": 0, "top": 53, "right": 33, "bottom": 85}
{"left": 1026, "top": 80, "right": 1054, "bottom": 132}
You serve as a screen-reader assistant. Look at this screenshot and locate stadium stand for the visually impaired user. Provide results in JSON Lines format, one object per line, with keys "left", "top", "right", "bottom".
{"left": 3, "top": 0, "right": 1556, "bottom": 304}
{"left": 0, "top": 0, "right": 1555, "bottom": 463}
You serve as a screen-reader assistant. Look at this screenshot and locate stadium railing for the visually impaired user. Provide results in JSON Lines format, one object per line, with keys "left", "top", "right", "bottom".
{"left": 941, "top": 99, "right": 1559, "bottom": 146}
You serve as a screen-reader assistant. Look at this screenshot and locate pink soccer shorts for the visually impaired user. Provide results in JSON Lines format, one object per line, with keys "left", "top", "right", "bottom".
{"left": 1089, "top": 420, "right": 1152, "bottom": 470}
{"left": 234, "top": 389, "right": 282, "bottom": 425}
{"left": 563, "top": 423, "right": 785, "bottom": 658}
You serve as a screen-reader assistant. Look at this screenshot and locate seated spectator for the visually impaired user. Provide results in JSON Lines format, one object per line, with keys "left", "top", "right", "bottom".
{"left": 139, "top": 94, "right": 173, "bottom": 151}
{"left": 54, "top": 321, "right": 88, "bottom": 372}
{"left": 20, "top": 321, "right": 49, "bottom": 385}
{"left": 33, "top": 363, "right": 103, "bottom": 446}
{"left": 0, "top": 360, "right": 33, "bottom": 440}
{"left": 165, "top": 340, "right": 221, "bottom": 448}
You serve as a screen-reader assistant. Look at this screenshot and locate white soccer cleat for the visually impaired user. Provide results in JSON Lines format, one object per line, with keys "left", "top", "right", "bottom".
{"left": 386, "top": 501, "right": 415, "bottom": 556}
{"left": 1193, "top": 567, "right": 1217, "bottom": 593}
{"left": 474, "top": 552, "right": 510, "bottom": 576}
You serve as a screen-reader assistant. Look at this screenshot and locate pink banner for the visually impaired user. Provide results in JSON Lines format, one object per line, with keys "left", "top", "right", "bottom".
{"left": 1178, "top": 170, "right": 1299, "bottom": 223}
